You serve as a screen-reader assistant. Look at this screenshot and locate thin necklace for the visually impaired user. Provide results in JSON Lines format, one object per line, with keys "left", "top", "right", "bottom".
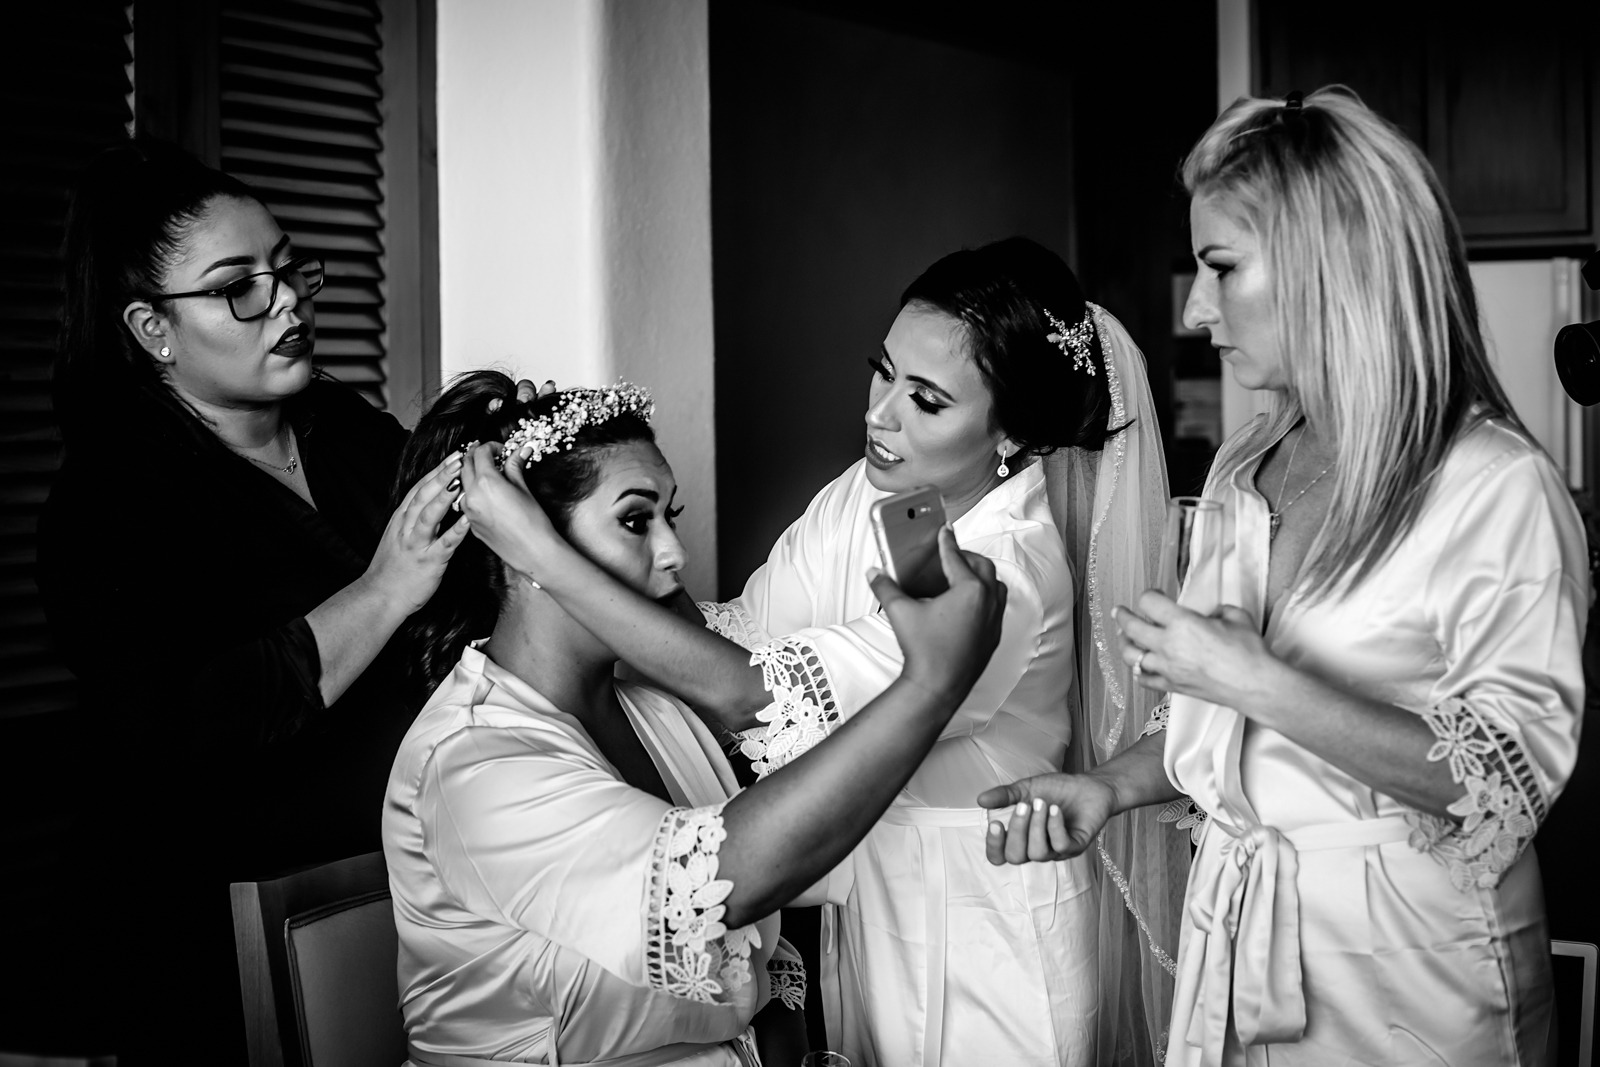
{"left": 1268, "top": 425, "right": 1331, "bottom": 541}
{"left": 240, "top": 424, "right": 300, "bottom": 476}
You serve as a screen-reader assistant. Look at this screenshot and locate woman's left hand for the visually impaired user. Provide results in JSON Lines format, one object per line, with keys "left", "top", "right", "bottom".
{"left": 1114, "top": 592, "right": 1276, "bottom": 712}
{"left": 457, "top": 442, "right": 563, "bottom": 581}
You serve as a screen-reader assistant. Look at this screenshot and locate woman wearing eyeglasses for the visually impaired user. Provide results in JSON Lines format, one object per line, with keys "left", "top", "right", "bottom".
{"left": 35, "top": 139, "right": 522, "bottom": 1064}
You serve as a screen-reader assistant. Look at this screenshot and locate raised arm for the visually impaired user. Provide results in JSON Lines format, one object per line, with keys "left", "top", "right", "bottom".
{"left": 41, "top": 448, "right": 464, "bottom": 742}
{"left": 305, "top": 450, "right": 470, "bottom": 705}
{"left": 716, "top": 529, "right": 1007, "bottom": 922}
{"left": 1117, "top": 598, "right": 1469, "bottom": 817}
{"left": 309, "top": 379, "right": 547, "bottom": 705}
{"left": 458, "top": 444, "right": 772, "bottom": 727}
{"left": 422, "top": 529, "right": 1009, "bottom": 1006}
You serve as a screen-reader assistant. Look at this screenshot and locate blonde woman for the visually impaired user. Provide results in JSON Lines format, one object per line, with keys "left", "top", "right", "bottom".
{"left": 981, "top": 87, "right": 1587, "bottom": 1065}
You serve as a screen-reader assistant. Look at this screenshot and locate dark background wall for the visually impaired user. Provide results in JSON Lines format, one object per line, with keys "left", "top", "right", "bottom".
{"left": 708, "top": 2, "right": 1077, "bottom": 599}
{"left": 709, "top": 1, "right": 1216, "bottom": 598}
{"left": 1070, "top": 6, "right": 1220, "bottom": 498}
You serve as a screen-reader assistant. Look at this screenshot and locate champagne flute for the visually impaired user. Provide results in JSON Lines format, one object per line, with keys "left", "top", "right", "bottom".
{"left": 801, "top": 1054, "right": 851, "bottom": 1067}
{"left": 1158, "top": 496, "right": 1223, "bottom": 613}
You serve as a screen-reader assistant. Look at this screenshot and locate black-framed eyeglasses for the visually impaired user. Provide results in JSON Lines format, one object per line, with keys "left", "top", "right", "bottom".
{"left": 151, "top": 256, "right": 326, "bottom": 322}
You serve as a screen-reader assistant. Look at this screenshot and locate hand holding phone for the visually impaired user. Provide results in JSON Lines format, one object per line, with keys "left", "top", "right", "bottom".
{"left": 870, "top": 487, "right": 949, "bottom": 598}
{"left": 868, "top": 526, "right": 1007, "bottom": 702}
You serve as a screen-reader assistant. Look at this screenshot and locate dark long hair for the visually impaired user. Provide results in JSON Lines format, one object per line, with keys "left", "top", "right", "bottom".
{"left": 900, "top": 236, "right": 1118, "bottom": 456}
{"left": 55, "top": 138, "right": 260, "bottom": 443}
{"left": 394, "top": 371, "right": 657, "bottom": 697}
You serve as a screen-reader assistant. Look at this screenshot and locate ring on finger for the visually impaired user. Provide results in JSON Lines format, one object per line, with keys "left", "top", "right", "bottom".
{"left": 1133, "top": 649, "right": 1149, "bottom": 678}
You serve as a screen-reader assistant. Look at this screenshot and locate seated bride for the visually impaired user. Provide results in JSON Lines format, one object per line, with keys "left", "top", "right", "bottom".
{"left": 384, "top": 371, "right": 1008, "bottom": 1067}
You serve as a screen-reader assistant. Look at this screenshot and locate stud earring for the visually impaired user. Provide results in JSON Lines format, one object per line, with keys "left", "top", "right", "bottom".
{"left": 997, "top": 452, "right": 1010, "bottom": 478}
{"left": 159, "top": 346, "right": 171, "bottom": 358}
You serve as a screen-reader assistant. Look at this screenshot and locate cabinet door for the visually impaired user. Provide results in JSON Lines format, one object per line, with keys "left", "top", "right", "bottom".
{"left": 1256, "top": 7, "right": 1597, "bottom": 255}
{"left": 1429, "top": 28, "right": 1591, "bottom": 246}
{"left": 1257, "top": 3, "right": 1428, "bottom": 146}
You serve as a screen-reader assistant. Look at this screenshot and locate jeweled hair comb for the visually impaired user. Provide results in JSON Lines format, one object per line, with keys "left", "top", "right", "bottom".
{"left": 501, "top": 382, "right": 655, "bottom": 464}
{"left": 1042, "top": 307, "right": 1097, "bottom": 376}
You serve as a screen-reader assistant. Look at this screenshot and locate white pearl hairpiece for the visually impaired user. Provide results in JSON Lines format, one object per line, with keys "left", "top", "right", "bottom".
{"left": 500, "top": 382, "right": 655, "bottom": 465}
{"left": 1042, "top": 307, "right": 1097, "bottom": 376}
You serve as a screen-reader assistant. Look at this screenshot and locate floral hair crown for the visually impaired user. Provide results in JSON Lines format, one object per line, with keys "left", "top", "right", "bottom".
{"left": 1042, "top": 307, "right": 1097, "bottom": 376}
{"left": 501, "top": 381, "right": 655, "bottom": 464}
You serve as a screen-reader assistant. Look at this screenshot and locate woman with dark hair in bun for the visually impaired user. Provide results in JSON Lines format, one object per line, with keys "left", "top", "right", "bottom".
{"left": 458, "top": 238, "right": 1185, "bottom": 1066}
{"left": 35, "top": 140, "right": 536, "bottom": 1062}
{"left": 383, "top": 371, "right": 1007, "bottom": 1066}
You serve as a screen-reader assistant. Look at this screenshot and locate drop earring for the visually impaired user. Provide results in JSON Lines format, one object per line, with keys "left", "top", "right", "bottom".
{"left": 997, "top": 451, "right": 1010, "bottom": 478}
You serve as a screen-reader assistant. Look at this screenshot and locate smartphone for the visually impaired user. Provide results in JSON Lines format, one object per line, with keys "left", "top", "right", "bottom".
{"left": 870, "top": 486, "right": 950, "bottom": 598}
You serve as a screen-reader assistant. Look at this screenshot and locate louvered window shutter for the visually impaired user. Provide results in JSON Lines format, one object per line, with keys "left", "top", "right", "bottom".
{"left": 220, "top": 1, "right": 391, "bottom": 408}
{"left": 3, "top": 1, "right": 432, "bottom": 721}
{"left": 2, "top": 7, "right": 133, "bottom": 718}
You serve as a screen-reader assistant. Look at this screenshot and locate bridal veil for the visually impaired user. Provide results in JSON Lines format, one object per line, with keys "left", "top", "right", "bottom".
{"left": 1046, "top": 304, "right": 1190, "bottom": 1066}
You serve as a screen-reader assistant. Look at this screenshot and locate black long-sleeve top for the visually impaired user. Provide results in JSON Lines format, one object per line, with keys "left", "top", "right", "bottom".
{"left": 39, "top": 376, "right": 415, "bottom": 879}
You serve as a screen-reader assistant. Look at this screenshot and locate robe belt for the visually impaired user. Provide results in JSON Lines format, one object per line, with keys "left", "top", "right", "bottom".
{"left": 1171, "top": 814, "right": 1412, "bottom": 1066}
{"left": 408, "top": 1028, "right": 756, "bottom": 1067}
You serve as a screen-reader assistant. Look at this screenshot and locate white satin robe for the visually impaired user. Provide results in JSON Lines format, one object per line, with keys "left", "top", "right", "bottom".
{"left": 704, "top": 460, "right": 1098, "bottom": 1067}
{"left": 384, "top": 646, "right": 801, "bottom": 1067}
{"left": 1162, "top": 419, "right": 1587, "bottom": 1066}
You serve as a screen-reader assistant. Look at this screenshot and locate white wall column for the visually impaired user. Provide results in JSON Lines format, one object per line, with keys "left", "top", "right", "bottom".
{"left": 437, "top": 0, "right": 607, "bottom": 389}
{"left": 436, "top": 0, "right": 718, "bottom": 590}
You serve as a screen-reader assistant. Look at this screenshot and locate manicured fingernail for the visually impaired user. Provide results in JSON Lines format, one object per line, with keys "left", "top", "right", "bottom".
{"left": 866, "top": 567, "right": 884, "bottom": 583}
{"left": 989, "top": 822, "right": 1003, "bottom": 836}
{"left": 1049, "top": 805, "right": 1060, "bottom": 818}
{"left": 1033, "top": 798, "right": 1044, "bottom": 813}
{"left": 1015, "top": 802, "right": 1029, "bottom": 816}
{"left": 447, "top": 478, "right": 461, "bottom": 492}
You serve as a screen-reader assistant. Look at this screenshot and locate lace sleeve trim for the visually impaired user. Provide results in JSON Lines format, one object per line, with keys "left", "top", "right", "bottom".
{"left": 735, "top": 635, "right": 840, "bottom": 777}
{"left": 1137, "top": 696, "right": 1172, "bottom": 738}
{"left": 1133, "top": 700, "right": 1208, "bottom": 843}
{"left": 1157, "top": 797, "right": 1208, "bottom": 844}
{"left": 697, "top": 600, "right": 767, "bottom": 651}
{"left": 645, "top": 804, "right": 759, "bottom": 1003}
{"left": 1404, "top": 696, "right": 1546, "bottom": 891}
{"left": 767, "top": 955, "right": 807, "bottom": 1012}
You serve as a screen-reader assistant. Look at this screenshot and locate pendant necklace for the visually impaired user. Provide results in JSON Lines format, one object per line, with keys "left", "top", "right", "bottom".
{"left": 240, "top": 425, "right": 300, "bottom": 476}
{"left": 1268, "top": 425, "right": 1331, "bottom": 541}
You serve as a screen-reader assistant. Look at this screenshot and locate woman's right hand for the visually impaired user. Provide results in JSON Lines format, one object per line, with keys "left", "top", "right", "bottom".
{"left": 869, "top": 526, "right": 1008, "bottom": 705}
{"left": 975, "top": 772, "right": 1118, "bottom": 864}
{"left": 364, "top": 450, "right": 473, "bottom": 615}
